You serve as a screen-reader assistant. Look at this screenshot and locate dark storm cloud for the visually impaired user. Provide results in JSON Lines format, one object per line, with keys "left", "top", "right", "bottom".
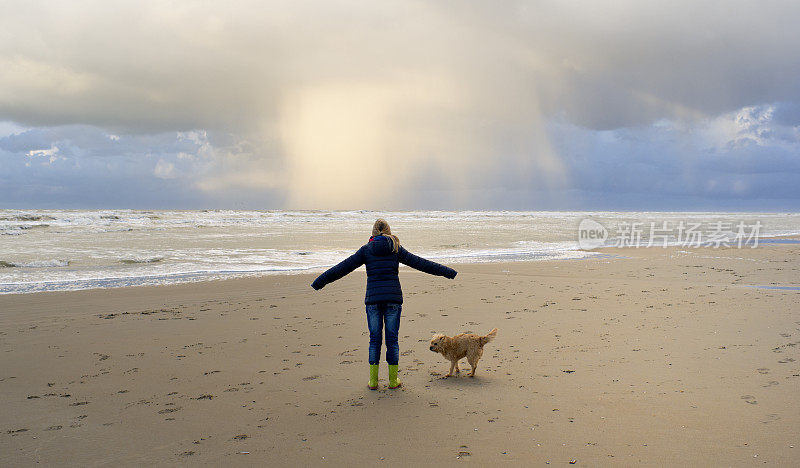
{"left": 0, "top": 1, "right": 798, "bottom": 208}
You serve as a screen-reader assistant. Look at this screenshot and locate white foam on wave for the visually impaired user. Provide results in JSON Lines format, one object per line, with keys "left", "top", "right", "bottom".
{"left": 0, "top": 246, "right": 591, "bottom": 294}
{"left": 0, "top": 259, "right": 70, "bottom": 268}
{"left": 1, "top": 209, "right": 799, "bottom": 294}
{"left": 0, "top": 264, "right": 326, "bottom": 294}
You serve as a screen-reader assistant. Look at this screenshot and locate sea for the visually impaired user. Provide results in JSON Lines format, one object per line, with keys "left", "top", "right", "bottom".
{"left": 1, "top": 210, "right": 799, "bottom": 294}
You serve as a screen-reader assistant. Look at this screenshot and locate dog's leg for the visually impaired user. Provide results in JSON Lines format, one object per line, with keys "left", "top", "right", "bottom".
{"left": 467, "top": 355, "right": 479, "bottom": 377}
{"left": 447, "top": 360, "right": 457, "bottom": 377}
{"left": 454, "top": 361, "right": 460, "bottom": 374}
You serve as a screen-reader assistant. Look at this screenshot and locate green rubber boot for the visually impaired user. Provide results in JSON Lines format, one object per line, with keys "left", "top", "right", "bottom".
{"left": 388, "top": 364, "right": 402, "bottom": 389}
{"left": 368, "top": 364, "right": 379, "bottom": 390}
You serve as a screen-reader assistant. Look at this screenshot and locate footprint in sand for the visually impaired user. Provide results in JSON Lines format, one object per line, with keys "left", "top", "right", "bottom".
{"left": 44, "top": 425, "right": 62, "bottom": 431}
{"left": 158, "top": 406, "right": 182, "bottom": 414}
{"left": 741, "top": 395, "right": 758, "bottom": 405}
{"left": 757, "top": 368, "right": 770, "bottom": 374}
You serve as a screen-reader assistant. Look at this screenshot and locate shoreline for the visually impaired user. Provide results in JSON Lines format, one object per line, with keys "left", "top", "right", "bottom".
{"left": 2, "top": 233, "right": 798, "bottom": 297}
{"left": 2, "top": 242, "right": 798, "bottom": 465}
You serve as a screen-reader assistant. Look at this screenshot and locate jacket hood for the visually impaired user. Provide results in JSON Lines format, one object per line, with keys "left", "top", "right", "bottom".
{"left": 367, "top": 235, "right": 394, "bottom": 256}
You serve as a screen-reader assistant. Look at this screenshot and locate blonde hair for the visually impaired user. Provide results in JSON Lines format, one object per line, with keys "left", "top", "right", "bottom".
{"left": 372, "top": 218, "right": 400, "bottom": 253}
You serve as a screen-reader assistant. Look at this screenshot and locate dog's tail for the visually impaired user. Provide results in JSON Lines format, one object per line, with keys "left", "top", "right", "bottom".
{"left": 480, "top": 328, "right": 498, "bottom": 346}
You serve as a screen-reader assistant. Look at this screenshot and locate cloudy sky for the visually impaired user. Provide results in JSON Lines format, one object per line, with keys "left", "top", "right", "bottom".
{"left": 1, "top": 1, "right": 799, "bottom": 210}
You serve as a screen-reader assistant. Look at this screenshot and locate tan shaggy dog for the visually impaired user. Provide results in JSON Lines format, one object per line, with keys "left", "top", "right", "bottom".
{"left": 429, "top": 328, "right": 497, "bottom": 377}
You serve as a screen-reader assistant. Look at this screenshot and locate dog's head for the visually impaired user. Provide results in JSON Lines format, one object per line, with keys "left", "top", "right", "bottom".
{"left": 429, "top": 333, "right": 447, "bottom": 352}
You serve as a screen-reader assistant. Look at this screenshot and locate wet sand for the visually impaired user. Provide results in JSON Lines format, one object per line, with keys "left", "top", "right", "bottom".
{"left": 1, "top": 241, "right": 799, "bottom": 466}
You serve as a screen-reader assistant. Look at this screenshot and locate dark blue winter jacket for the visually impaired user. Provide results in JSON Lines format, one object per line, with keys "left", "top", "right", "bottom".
{"left": 310, "top": 235, "right": 457, "bottom": 304}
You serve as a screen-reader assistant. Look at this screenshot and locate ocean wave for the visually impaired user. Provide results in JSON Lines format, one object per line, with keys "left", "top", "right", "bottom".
{"left": 1, "top": 210, "right": 798, "bottom": 294}
{"left": 0, "top": 265, "right": 324, "bottom": 294}
{"left": 0, "top": 259, "right": 70, "bottom": 268}
{"left": 119, "top": 257, "right": 164, "bottom": 264}
{"left": 426, "top": 247, "right": 590, "bottom": 263}
{"left": 0, "top": 214, "right": 56, "bottom": 222}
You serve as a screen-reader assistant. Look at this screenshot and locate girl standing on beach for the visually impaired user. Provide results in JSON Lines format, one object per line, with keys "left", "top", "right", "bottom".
{"left": 311, "top": 219, "right": 457, "bottom": 390}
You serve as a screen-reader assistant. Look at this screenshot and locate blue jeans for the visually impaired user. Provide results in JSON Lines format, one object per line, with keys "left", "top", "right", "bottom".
{"left": 365, "top": 302, "right": 402, "bottom": 365}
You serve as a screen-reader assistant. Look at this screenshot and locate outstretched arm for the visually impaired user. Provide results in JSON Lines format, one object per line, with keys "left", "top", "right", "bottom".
{"left": 397, "top": 247, "right": 457, "bottom": 279}
{"left": 311, "top": 247, "right": 365, "bottom": 290}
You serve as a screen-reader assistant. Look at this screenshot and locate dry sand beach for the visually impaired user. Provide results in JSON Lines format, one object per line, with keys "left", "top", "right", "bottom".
{"left": 1, "top": 241, "right": 798, "bottom": 466}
